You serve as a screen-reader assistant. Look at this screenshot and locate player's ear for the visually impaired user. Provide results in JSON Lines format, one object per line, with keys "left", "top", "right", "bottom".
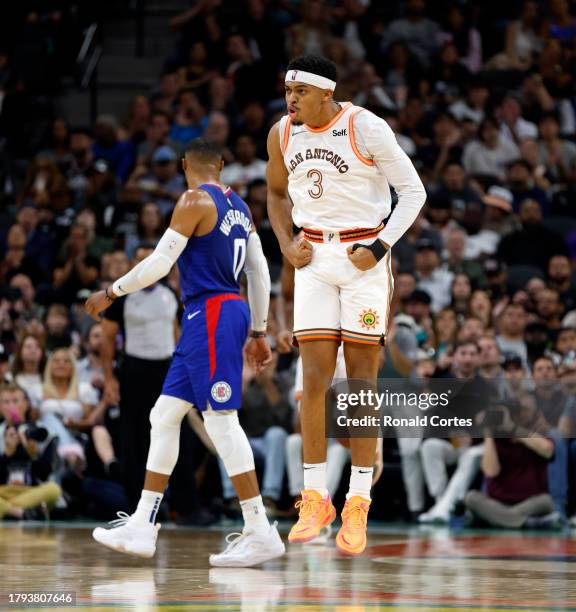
{"left": 182, "top": 157, "right": 187, "bottom": 172}
{"left": 220, "top": 159, "right": 224, "bottom": 172}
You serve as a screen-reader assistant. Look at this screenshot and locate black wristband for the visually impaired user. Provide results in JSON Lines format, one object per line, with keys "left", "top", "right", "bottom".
{"left": 250, "top": 330, "right": 266, "bottom": 338}
{"left": 352, "top": 239, "right": 388, "bottom": 262}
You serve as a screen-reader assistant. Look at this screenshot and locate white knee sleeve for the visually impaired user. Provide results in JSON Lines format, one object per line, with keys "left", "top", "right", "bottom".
{"left": 203, "top": 410, "right": 255, "bottom": 477}
{"left": 146, "top": 395, "right": 191, "bottom": 475}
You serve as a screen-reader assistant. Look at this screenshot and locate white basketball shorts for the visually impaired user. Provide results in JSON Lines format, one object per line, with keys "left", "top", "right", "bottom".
{"left": 293, "top": 241, "right": 393, "bottom": 346}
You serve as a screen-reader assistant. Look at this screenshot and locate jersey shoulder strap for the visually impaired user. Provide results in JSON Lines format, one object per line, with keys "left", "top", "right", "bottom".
{"left": 346, "top": 105, "right": 375, "bottom": 167}
{"left": 278, "top": 115, "right": 292, "bottom": 155}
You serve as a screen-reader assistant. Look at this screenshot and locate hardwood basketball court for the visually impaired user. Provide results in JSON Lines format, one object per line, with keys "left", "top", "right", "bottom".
{"left": 1, "top": 522, "right": 574, "bottom": 611}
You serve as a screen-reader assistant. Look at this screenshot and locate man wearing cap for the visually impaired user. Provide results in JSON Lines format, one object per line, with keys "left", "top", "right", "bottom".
{"left": 483, "top": 185, "right": 515, "bottom": 236}
{"left": 267, "top": 54, "right": 426, "bottom": 555}
{"left": 129, "top": 146, "right": 185, "bottom": 218}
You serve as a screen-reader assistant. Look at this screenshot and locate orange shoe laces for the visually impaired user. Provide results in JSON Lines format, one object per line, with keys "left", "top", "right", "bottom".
{"left": 342, "top": 502, "right": 368, "bottom": 531}
{"left": 294, "top": 497, "right": 323, "bottom": 524}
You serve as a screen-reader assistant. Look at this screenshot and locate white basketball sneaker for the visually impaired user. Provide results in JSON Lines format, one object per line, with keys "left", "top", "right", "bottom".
{"left": 209, "top": 522, "right": 286, "bottom": 567}
{"left": 92, "top": 512, "right": 160, "bottom": 558}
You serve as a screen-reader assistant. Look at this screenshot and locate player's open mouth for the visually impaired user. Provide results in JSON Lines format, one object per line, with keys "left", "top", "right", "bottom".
{"left": 288, "top": 107, "right": 298, "bottom": 116}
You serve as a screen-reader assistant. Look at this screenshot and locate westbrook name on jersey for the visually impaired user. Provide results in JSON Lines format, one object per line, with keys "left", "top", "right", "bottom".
{"left": 162, "top": 183, "right": 252, "bottom": 412}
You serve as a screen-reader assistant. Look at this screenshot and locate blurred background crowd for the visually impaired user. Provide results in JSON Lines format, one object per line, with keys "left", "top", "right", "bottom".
{"left": 0, "top": 0, "right": 576, "bottom": 529}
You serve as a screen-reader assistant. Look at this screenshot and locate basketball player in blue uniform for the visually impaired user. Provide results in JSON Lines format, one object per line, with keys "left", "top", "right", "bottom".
{"left": 85, "top": 139, "right": 285, "bottom": 567}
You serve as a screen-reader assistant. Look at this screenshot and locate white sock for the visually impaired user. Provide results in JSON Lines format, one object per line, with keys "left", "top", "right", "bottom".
{"left": 303, "top": 462, "right": 328, "bottom": 498}
{"left": 346, "top": 466, "right": 373, "bottom": 501}
{"left": 240, "top": 495, "right": 270, "bottom": 533}
{"left": 132, "top": 490, "right": 163, "bottom": 525}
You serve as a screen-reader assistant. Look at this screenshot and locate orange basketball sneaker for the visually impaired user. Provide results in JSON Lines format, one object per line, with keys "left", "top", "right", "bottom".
{"left": 335, "top": 496, "right": 371, "bottom": 555}
{"left": 288, "top": 490, "right": 336, "bottom": 543}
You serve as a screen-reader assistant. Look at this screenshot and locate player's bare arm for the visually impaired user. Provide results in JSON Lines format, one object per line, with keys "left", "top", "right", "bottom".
{"left": 85, "top": 189, "right": 214, "bottom": 321}
{"left": 266, "top": 122, "right": 312, "bottom": 269}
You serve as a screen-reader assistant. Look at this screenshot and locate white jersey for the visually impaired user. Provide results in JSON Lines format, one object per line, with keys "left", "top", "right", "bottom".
{"left": 280, "top": 102, "right": 390, "bottom": 231}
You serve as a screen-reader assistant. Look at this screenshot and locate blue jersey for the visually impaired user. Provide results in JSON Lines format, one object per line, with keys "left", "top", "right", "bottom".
{"left": 162, "top": 183, "right": 252, "bottom": 411}
{"left": 178, "top": 183, "right": 252, "bottom": 304}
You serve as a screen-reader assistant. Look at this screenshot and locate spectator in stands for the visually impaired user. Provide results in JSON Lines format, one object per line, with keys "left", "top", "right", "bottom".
{"left": 538, "top": 111, "right": 576, "bottom": 183}
{"left": 150, "top": 71, "right": 180, "bottom": 114}
{"left": 497, "top": 199, "right": 568, "bottom": 270}
{"left": 507, "top": 159, "right": 549, "bottom": 214}
{"left": 414, "top": 238, "right": 454, "bottom": 312}
{"left": 548, "top": 255, "right": 576, "bottom": 312}
{"left": 465, "top": 393, "right": 560, "bottom": 529}
{"left": 433, "top": 307, "right": 459, "bottom": 359}
{"left": 0, "top": 224, "right": 45, "bottom": 285}
{"left": 203, "top": 111, "right": 233, "bottom": 163}
{"left": 100, "top": 250, "right": 130, "bottom": 286}
{"left": 75, "top": 207, "right": 113, "bottom": 259}
{"left": 124, "top": 202, "right": 165, "bottom": 259}
{"left": 380, "top": 0, "right": 441, "bottom": 68}
{"left": 15, "top": 203, "right": 56, "bottom": 275}
{"left": 220, "top": 134, "right": 267, "bottom": 197}
{"left": 418, "top": 340, "right": 487, "bottom": 522}
{"left": 535, "top": 288, "right": 564, "bottom": 335}
{"left": 128, "top": 147, "right": 185, "bottom": 219}
{"left": 170, "top": 88, "right": 208, "bottom": 145}
{"left": 136, "top": 110, "right": 175, "bottom": 167}
{"left": 496, "top": 303, "right": 528, "bottom": 367}
{"left": 39, "top": 347, "right": 100, "bottom": 469}
{"left": 555, "top": 327, "right": 576, "bottom": 360}
{"left": 11, "top": 334, "right": 46, "bottom": 404}
{"left": 498, "top": 95, "right": 538, "bottom": 148}
{"left": 449, "top": 81, "right": 489, "bottom": 125}
{"left": 92, "top": 115, "right": 135, "bottom": 182}
{"left": 52, "top": 223, "right": 100, "bottom": 306}
{"left": 486, "top": 0, "right": 543, "bottom": 71}
{"left": 463, "top": 117, "right": 519, "bottom": 181}
{"left": 0, "top": 384, "right": 61, "bottom": 520}
{"left": 482, "top": 186, "right": 516, "bottom": 237}
{"left": 67, "top": 127, "right": 95, "bottom": 207}
{"left": 126, "top": 95, "right": 151, "bottom": 144}
{"left": 469, "top": 291, "right": 494, "bottom": 330}
{"left": 44, "top": 303, "right": 75, "bottom": 352}
{"left": 9, "top": 273, "right": 43, "bottom": 322}
{"left": 77, "top": 324, "right": 104, "bottom": 390}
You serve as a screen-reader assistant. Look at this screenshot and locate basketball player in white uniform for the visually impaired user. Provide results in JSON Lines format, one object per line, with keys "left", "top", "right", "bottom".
{"left": 267, "top": 55, "right": 426, "bottom": 555}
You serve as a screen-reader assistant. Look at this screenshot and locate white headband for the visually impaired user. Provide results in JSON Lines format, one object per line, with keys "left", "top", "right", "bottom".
{"left": 285, "top": 69, "right": 336, "bottom": 91}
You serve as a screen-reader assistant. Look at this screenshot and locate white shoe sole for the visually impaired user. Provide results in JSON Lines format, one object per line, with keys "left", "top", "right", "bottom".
{"left": 209, "top": 543, "right": 286, "bottom": 568}
{"left": 92, "top": 528, "right": 156, "bottom": 559}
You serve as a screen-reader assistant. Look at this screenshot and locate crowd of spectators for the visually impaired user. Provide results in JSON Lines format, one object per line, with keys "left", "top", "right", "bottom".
{"left": 0, "top": 0, "right": 576, "bottom": 527}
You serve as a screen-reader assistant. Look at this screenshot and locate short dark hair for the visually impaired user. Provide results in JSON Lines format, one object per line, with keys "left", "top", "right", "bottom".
{"left": 287, "top": 55, "right": 337, "bottom": 83}
{"left": 454, "top": 340, "right": 479, "bottom": 353}
{"left": 185, "top": 138, "right": 223, "bottom": 164}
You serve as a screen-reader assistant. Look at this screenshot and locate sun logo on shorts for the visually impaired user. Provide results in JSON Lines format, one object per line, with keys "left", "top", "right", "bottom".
{"left": 359, "top": 309, "right": 379, "bottom": 330}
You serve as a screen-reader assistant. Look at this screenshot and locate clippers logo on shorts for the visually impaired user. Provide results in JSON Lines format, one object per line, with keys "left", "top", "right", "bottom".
{"left": 211, "top": 381, "right": 232, "bottom": 403}
{"left": 359, "top": 309, "right": 379, "bottom": 330}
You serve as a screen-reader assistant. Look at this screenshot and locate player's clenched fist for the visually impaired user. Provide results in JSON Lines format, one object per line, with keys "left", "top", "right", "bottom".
{"left": 346, "top": 244, "right": 378, "bottom": 271}
{"left": 283, "top": 238, "right": 313, "bottom": 269}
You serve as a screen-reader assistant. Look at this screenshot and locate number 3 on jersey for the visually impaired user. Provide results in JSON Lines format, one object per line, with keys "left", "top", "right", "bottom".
{"left": 233, "top": 238, "right": 247, "bottom": 280}
{"left": 307, "top": 169, "right": 323, "bottom": 199}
